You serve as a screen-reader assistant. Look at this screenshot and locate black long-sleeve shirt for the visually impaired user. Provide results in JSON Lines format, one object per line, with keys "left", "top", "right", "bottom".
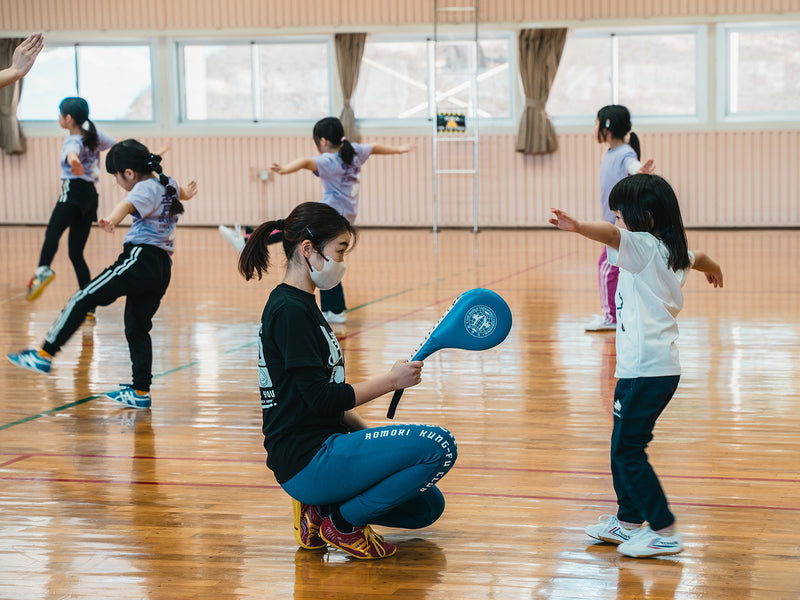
{"left": 258, "top": 284, "right": 356, "bottom": 483}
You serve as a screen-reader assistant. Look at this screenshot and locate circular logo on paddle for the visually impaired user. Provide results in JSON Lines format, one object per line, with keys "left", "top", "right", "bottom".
{"left": 464, "top": 305, "right": 497, "bottom": 338}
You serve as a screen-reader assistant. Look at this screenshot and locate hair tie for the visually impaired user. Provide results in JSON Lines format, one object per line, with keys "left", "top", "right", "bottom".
{"left": 340, "top": 136, "right": 346, "bottom": 143}
{"left": 275, "top": 219, "right": 285, "bottom": 231}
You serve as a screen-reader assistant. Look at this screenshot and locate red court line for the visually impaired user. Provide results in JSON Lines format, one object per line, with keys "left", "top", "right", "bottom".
{"left": 445, "top": 491, "right": 800, "bottom": 512}
{"left": 0, "top": 455, "right": 31, "bottom": 469}
{"left": 0, "top": 474, "right": 797, "bottom": 513}
{"left": 1, "top": 452, "right": 799, "bottom": 485}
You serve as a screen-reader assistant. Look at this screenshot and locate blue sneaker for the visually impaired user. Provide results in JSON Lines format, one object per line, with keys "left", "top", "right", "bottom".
{"left": 105, "top": 384, "right": 151, "bottom": 409}
{"left": 7, "top": 349, "right": 52, "bottom": 374}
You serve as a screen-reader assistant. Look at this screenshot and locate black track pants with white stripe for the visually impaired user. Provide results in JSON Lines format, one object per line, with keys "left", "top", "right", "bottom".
{"left": 42, "top": 244, "right": 172, "bottom": 392}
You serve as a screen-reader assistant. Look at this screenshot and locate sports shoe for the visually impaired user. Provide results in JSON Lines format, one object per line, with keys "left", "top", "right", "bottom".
{"left": 292, "top": 499, "right": 326, "bottom": 550}
{"left": 323, "top": 310, "right": 347, "bottom": 324}
{"left": 26, "top": 266, "right": 55, "bottom": 301}
{"left": 319, "top": 516, "right": 396, "bottom": 559}
{"left": 617, "top": 525, "right": 684, "bottom": 558}
{"left": 7, "top": 349, "right": 52, "bottom": 374}
{"left": 219, "top": 224, "right": 245, "bottom": 253}
{"left": 585, "top": 514, "right": 641, "bottom": 545}
{"left": 105, "top": 384, "right": 151, "bottom": 409}
{"left": 584, "top": 314, "right": 616, "bottom": 332}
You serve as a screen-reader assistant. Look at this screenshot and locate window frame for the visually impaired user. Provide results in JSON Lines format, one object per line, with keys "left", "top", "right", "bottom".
{"left": 354, "top": 30, "right": 517, "bottom": 131}
{"left": 549, "top": 24, "right": 708, "bottom": 128}
{"left": 173, "top": 35, "right": 335, "bottom": 129}
{"left": 17, "top": 39, "right": 159, "bottom": 126}
{"left": 717, "top": 21, "right": 800, "bottom": 123}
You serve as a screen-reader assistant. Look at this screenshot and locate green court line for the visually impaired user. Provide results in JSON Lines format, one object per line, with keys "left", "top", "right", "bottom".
{"left": 0, "top": 396, "right": 101, "bottom": 431}
{"left": 1, "top": 254, "right": 548, "bottom": 432}
{"left": 0, "top": 343, "right": 250, "bottom": 432}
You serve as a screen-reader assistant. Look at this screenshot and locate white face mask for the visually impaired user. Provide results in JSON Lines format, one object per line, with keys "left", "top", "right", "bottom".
{"left": 308, "top": 252, "right": 347, "bottom": 290}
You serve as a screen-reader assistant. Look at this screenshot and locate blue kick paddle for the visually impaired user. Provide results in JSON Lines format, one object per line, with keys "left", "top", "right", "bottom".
{"left": 387, "top": 288, "right": 512, "bottom": 419}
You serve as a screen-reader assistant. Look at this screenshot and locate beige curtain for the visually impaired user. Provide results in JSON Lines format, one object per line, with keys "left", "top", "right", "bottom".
{"left": 516, "top": 28, "right": 567, "bottom": 155}
{"left": 334, "top": 33, "right": 367, "bottom": 142}
{"left": 0, "top": 38, "right": 26, "bottom": 154}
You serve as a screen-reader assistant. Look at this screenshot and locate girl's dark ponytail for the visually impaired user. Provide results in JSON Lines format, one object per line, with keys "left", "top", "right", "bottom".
{"left": 146, "top": 152, "right": 184, "bottom": 216}
{"left": 83, "top": 118, "right": 99, "bottom": 152}
{"left": 312, "top": 117, "right": 354, "bottom": 165}
{"left": 339, "top": 137, "right": 355, "bottom": 166}
{"left": 628, "top": 131, "right": 641, "bottom": 160}
{"left": 59, "top": 97, "right": 98, "bottom": 151}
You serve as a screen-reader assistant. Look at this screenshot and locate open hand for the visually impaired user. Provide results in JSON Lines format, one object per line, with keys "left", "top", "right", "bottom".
{"left": 638, "top": 158, "right": 655, "bottom": 174}
{"left": 548, "top": 208, "right": 579, "bottom": 232}
{"left": 12, "top": 33, "right": 44, "bottom": 78}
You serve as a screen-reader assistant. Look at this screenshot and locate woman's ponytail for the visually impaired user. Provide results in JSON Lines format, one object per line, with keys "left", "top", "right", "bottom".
{"left": 239, "top": 221, "right": 282, "bottom": 281}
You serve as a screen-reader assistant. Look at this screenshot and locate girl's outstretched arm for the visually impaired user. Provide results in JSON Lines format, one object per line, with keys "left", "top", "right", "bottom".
{"left": 270, "top": 158, "right": 317, "bottom": 175}
{"left": 370, "top": 142, "right": 416, "bottom": 155}
{"left": 66, "top": 152, "right": 84, "bottom": 176}
{"left": 637, "top": 158, "right": 655, "bottom": 174}
{"left": 691, "top": 251, "right": 724, "bottom": 288}
{"left": 179, "top": 180, "right": 198, "bottom": 201}
{"left": 549, "top": 208, "right": 621, "bottom": 250}
{"left": 97, "top": 201, "right": 135, "bottom": 233}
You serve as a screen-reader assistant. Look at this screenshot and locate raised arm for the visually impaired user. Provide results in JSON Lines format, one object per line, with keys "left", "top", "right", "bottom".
{"left": 691, "top": 251, "right": 724, "bottom": 288}
{"left": 370, "top": 142, "right": 416, "bottom": 156}
{"left": 0, "top": 33, "right": 44, "bottom": 89}
{"left": 270, "top": 157, "right": 317, "bottom": 175}
{"left": 549, "top": 208, "right": 622, "bottom": 250}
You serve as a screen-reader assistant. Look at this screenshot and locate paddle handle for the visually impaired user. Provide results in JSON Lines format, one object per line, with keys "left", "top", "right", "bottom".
{"left": 386, "top": 388, "right": 404, "bottom": 419}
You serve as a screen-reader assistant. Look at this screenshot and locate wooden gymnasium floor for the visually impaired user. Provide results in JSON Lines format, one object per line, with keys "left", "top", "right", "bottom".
{"left": 0, "top": 224, "right": 798, "bottom": 600}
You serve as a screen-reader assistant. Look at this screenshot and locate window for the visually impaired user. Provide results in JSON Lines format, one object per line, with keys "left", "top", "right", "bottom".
{"left": 722, "top": 23, "right": 800, "bottom": 119}
{"left": 179, "top": 39, "right": 331, "bottom": 122}
{"left": 353, "top": 34, "right": 513, "bottom": 123}
{"left": 18, "top": 44, "right": 154, "bottom": 121}
{"left": 548, "top": 27, "right": 705, "bottom": 124}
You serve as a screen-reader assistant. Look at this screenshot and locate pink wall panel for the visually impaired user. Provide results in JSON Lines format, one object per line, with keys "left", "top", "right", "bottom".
{"left": 2, "top": 0, "right": 797, "bottom": 31}
{"left": 3, "top": 131, "right": 798, "bottom": 228}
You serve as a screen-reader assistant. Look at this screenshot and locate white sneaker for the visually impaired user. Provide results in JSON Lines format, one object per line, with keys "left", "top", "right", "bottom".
{"left": 323, "top": 310, "right": 347, "bottom": 324}
{"left": 585, "top": 514, "right": 641, "bottom": 545}
{"left": 584, "top": 314, "right": 616, "bottom": 332}
{"left": 219, "top": 224, "right": 245, "bottom": 253}
{"left": 617, "top": 525, "right": 684, "bottom": 558}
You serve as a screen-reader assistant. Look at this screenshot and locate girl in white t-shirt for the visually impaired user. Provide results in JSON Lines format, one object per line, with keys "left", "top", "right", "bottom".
{"left": 549, "top": 174, "right": 723, "bottom": 558}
